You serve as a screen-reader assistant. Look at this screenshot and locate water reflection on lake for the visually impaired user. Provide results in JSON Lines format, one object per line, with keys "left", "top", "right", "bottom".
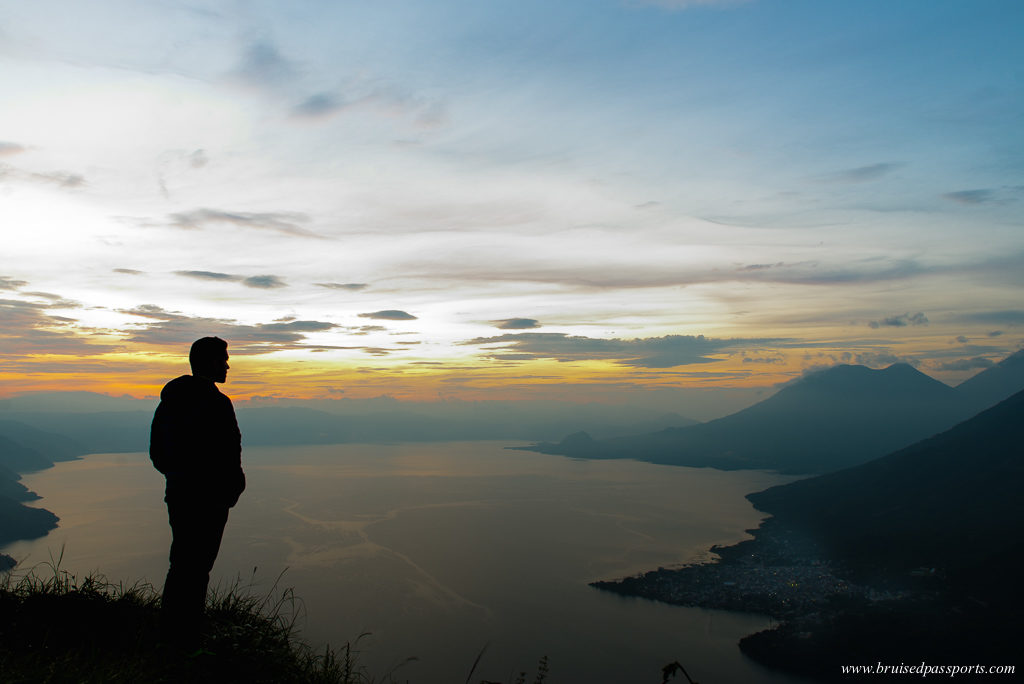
{"left": 4, "top": 442, "right": 804, "bottom": 683}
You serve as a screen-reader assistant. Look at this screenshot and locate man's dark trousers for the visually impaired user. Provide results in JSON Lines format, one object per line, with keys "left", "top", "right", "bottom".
{"left": 162, "top": 498, "right": 230, "bottom": 631}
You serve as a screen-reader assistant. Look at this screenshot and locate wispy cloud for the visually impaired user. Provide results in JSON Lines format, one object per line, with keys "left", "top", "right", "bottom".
{"left": 0, "top": 164, "right": 86, "bottom": 188}
{"left": 175, "top": 270, "right": 239, "bottom": 282}
{"left": 292, "top": 92, "right": 347, "bottom": 119}
{"left": 122, "top": 305, "right": 341, "bottom": 353}
{"left": 242, "top": 275, "right": 287, "bottom": 289}
{"left": 0, "top": 142, "right": 26, "bottom": 157}
{"left": 173, "top": 271, "right": 288, "bottom": 288}
{"left": 168, "top": 208, "right": 321, "bottom": 238}
{"left": 0, "top": 276, "right": 28, "bottom": 290}
{"left": 852, "top": 351, "right": 919, "bottom": 367}
{"left": 358, "top": 310, "right": 418, "bottom": 321}
{"left": 936, "top": 356, "right": 995, "bottom": 371}
{"left": 0, "top": 298, "right": 115, "bottom": 357}
{"left": 491, "top": 318, "right": 540, "bottom": 330}
{"left": 113, "top": 268, "right": 144, "bottom": 275}
{"left": 943, "top": 189, "right": 993, "bottom": 205}
{"left": 818, "top": 162, "right": 902, "bottom": 183}
{"left": 957, "top": 310, "right": 1024, "bottom": 326}
{"left": 462, "top": 332, "right": 777, "bottom": 368}
{"left": 232, "top": 41, "right": 297, "bottom": 88}
{"left": 316, "top": 282, "right": 369, "bottom": 291}
{"left": 868, "top": 312, "right": 928, "bottom": 329}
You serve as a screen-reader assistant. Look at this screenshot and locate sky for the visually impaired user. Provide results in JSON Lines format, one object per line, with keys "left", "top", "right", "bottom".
{"left": 1, "top": 0, "right": 1022, "bottom": 403}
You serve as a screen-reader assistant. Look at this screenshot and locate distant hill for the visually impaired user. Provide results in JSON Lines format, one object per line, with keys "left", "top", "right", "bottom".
{"left": 0, "top": 434, "right": 52, "bottom": 473}
{"left": 0, "top": 495, "right": 59, "bottom": 546}
{"left": 0, "top": 391, "right": 151, "bottom": 413}
{"left": 0, "top": 463, "right": 39, "bottom": 503}
{"left": 0, "top": 422, "right": 82, "bottom": 547}
{"left": 747, "top": 387, "right": 1024, "bottom": 588}
{"left": 955, "top": 348, "right": 1024, "bottom": 414}
{"left": 527, "top": 363, "right": 974, "bottom": 474}
{"left": 0, "top": 420, "right": 85, "bottom": 463}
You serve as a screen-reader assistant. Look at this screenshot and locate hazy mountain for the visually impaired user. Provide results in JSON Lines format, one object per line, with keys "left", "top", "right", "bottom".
{"left": 0, "top": 420, "right": 85, "bottom": 463}
{"left": 0, "top": 397, "right": 702, "bottom": 454}
{"left": 955, "top": 348, "right": 1024, "bottom": 414}
{"left": 527, "top": 363, "right": 975, "bottom": 474}
{"left": 0, "top": 391, "right": 151, "bottom": 413}
{"left": 0, "top": 435, "right": 52, "bottom": 474}
{"left": 746, "top": 387, "right": 1024, "bottom": 586}
{"left": 0, "top": 412, "right": 154, "bottom": 455}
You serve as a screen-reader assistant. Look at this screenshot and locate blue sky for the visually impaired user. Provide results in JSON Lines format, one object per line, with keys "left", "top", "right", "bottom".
{"left": 0, "top": 0, "right": 1022, "bottom": 400}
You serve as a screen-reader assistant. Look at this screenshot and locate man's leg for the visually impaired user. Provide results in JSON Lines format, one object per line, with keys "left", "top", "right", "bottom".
{"left": 162, "top": 500, "right": 230, "bottom": 638}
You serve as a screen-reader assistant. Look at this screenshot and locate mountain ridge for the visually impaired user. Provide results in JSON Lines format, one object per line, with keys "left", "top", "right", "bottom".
{"left": 526, "top": 361, "right": 979, "bottom": 474}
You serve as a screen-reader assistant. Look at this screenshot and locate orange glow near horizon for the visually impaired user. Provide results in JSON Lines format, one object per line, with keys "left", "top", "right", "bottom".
{"left": 0, "top": 331, "right": 993, "bottom": 404}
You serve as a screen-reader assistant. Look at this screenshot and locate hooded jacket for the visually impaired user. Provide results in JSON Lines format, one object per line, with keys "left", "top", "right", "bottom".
{"left": 150, "top": 375, "right": 245, "bottom": 507}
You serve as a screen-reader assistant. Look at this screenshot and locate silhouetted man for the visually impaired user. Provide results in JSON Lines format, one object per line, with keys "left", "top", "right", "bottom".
{"left": 150, "top": 336, "right": 245, "bottom": 637}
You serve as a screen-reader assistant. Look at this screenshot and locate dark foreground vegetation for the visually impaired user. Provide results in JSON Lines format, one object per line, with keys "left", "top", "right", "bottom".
{"left": 0, "top": 559, "right": 386, "bottom": 684}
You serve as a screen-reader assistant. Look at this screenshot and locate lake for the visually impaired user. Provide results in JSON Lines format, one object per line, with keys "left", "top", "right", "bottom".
{"left": 3, "top": 442, "right": 804, "bottom": 683}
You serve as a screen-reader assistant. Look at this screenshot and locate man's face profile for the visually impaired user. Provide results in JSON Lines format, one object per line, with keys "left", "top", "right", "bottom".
{"left": 211, "top": 353, "right": 229, "bottom": 384}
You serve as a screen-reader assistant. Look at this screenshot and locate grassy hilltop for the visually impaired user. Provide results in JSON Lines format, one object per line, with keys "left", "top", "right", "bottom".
{"left": 0, "top": 562, "right": 377, "bottom": 684}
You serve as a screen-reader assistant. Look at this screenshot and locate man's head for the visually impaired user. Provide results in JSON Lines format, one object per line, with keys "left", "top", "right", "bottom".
{"left": 189, "top": 336, "right": 229, "bottom": 383}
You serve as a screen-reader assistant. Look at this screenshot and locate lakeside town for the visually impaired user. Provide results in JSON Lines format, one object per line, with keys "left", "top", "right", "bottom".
{"left": 591, "top": 521, "right": 909, "bottom": 619}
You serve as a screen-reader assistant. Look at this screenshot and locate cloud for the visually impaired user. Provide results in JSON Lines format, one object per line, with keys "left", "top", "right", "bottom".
{"left": 21, "top": 292, "right": 80, "bottom": 308}
{"left": 359, "top": 310, "right": 418, "bottom": 321}
{"left": 233, "top": 41, "right": 296, "bottom": 87}
{"left": 293, "top": 92, "right": 347, "bottom": 118}
{"left": 461, "top": 332, "right": 776, "bottom": 368}
{"left": 0, "top": 298, "right": 116, "bottom": 357}
{"left": 0, "top": 276, "right": 27, "bottom": 290}
{"left": 988, "top": 330, "right": 1004, "bottom": 337}
{"left": 868, "top": 312, "right": 928, "bottom": 328}
{"left": 492, "top": 318, "right": 540, "bottom": 330}
{"left": 169, "top": 208, "right": 321, "bottom": 238}
{"left": 122, "top": 306, "right": 340, "bottom": 353}
{"left": 820, "top": 162, "right": 902, "bottom": 183}
{"left": 242, "top": 275, "right": 287, "bottom": 289}
{"left": 957, "top": 310, "right": 1024, "bottom": 326}
{"left": 113, "top": 268, "right": 144, "bottom": 275}
{"left": 172, "top": 271, "right": 287, "bottom": 288}
{"left": 175, "top": 270, "right": 241, "bottom": 282}
{"left": 0, "top": 142, "right": 26, "bottom": 157}
{"left": 408, "top": 254, "right": 951, "bottom": 291}
{"left": 853, "top": 351, "right": 919, "bottom": 367}
{"left": 0, "top": 164, "right": 86, "bottom": 188}
{"left": 122, "top": 304, "right": 185, "bottom": 320}
{"left": 937, "top": 357, "right": 996, "bottom": 372}
{"left": 316, "top": 282, "right": 369, "bottom": 291}
{"left": 943, "top": 189, "right": 993, "bottom": 205}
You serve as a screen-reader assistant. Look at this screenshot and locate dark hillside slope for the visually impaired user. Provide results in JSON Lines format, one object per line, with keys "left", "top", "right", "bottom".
{"left": 748, "top": 388, "right": 1024, "bottom": 585}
